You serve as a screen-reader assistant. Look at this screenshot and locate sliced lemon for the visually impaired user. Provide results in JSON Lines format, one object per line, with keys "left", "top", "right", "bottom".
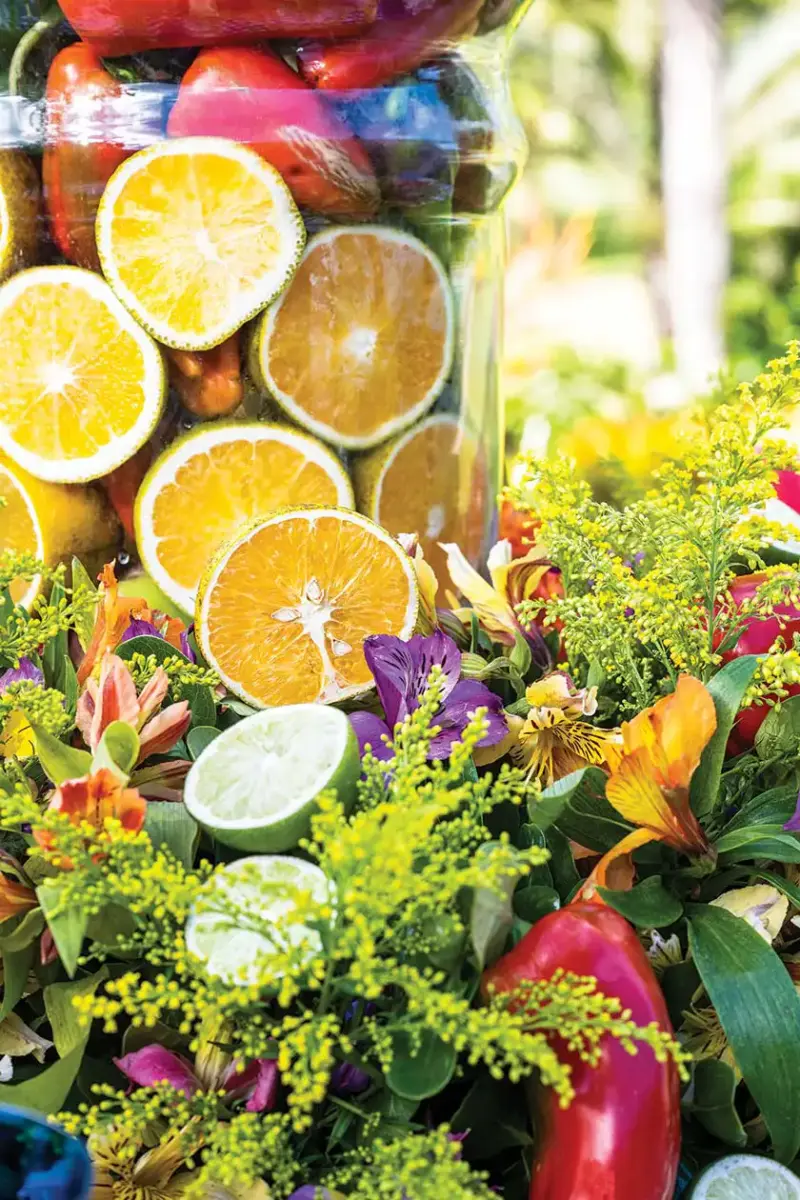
{"left": 353, "top": 412, "right": 491, "bottom": 584}
{"left": 97, "top": 137, "right": 306, "bottom": 351}
{"left": 0, "top": 266, "right": 165, "bottom": 484}
{"left": 0, "top": 453, "right": 120, "bottom": 607}
{"left": 135, "top": 422, "right": 354, "bottom": 613}
{"left": 196, "top": 507, "right": 419, "bottom": 708}
{"left": 0, "top": 151, "right": 40, "bottom": 283}
{"left": 250, "top": 226, "right": 455, "bottom": 450}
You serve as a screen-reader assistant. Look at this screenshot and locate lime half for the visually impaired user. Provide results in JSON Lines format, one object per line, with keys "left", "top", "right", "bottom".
{"left": 185, "top": 854, "right": 332, "bottom": 986}
{"left": 184, "top": 705, "right": 359, "bottom": 852}
{"left": 690, "top": 1155, "right": 800, "bottom": 1199}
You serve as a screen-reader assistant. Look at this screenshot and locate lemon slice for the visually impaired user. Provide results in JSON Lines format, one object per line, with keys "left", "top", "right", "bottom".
{"left": 250, "top": 226, "right": 455, "bottom": 449}
{"left": 0, "top": 266, "right": 166, "bottom": 483}
{"left": 135, "top": 422, "right": 354, "bottom": 614}
{"left": 97, "top": 138, "right": 306, "bottom": 351}
{"left": 689, "top": 1154, "right": 800, "bottom": 1199}
{"left": 0, "top": 454, "right": 120, "bottom": 607}
{"left": 196, "top": 507, "right": 419, "bottom": 708}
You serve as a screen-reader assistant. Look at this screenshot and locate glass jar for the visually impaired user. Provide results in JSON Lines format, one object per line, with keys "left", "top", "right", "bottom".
{"left": 0, "top": 0, "right": 532, "bottom": 606}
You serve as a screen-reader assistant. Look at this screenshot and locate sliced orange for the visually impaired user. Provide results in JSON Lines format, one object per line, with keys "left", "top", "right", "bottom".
{"left": 135, "top": 422, "right": 354, "bottom": 614}
{"left": 97, "top": 138, "right": 306, "bottom": 351}
{"left": 353, "top": 413, "right": 490, "bottom": 584}
{"left": 250, "top": 226, "right": 455, "bottom": 450}
{"left": 0, "top": 453, "right": 121, "bottom": 607}
{"left": 0, "top": 266, "right": 166, "bottom": 483}
{"left": 197, "top": 508, "right": 419, "bottom": 707}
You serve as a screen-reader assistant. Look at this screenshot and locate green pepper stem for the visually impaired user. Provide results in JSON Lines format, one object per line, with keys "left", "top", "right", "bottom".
{"left": 8, "top": 3, "right": 64, "bottom": 98}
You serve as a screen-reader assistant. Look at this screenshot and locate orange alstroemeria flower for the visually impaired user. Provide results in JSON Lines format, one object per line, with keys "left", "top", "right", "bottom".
{"left": 0, "top": 871, "right": 37, "bottom": 923}
{"left": 35, "top": 768, "right": 146, "bottom": 861}
{"left": 582, "top": 675, "right": 716, "bottom": 896}
{"left": 77, "top": 653, "right": 191, "bottom": 765}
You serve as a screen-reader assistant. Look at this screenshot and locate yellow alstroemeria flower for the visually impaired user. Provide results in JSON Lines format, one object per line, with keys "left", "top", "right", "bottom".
{"left": 710, "top": 885, "right": 788, "bottom": 944}
{"left": 398, "top": 533, "right": 439, "bottom": 633}
{"left": 583, "top": 675, "right": 716, "bottom": 895}
{"left": 440, "top": 539, "right": 560, "bottom": 646}
{"left": 502, "top": 672, "right": 621, "bottom": 786}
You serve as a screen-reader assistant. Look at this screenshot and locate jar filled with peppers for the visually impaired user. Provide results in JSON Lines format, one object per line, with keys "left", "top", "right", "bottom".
{"left": 0, "top": 0, "right": 531, "bottom": 618}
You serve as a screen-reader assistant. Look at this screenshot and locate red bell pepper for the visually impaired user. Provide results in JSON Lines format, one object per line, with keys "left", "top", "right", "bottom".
{"left": 99, "top": 444, "right": 153, "bottom": 544}
{"left": 57, "top": 0, "right": 378, "bottom": 59}
{"left": 483, "top": 903, "right": 680, "bottom": 1200}
{"left": 43, "top": 45, "right": 131, "bottom": 272}
{"left": 167, "top": 335, "right": 244, "bottom": 420}
{"left": 298, "top": 0, "right": 485, "bottom": 92}
{"left": 167, "top": 47, "right": 379, "bottom": 217}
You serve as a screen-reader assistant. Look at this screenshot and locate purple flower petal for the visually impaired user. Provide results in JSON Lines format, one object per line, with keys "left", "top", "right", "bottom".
{"left": 288, "top": 1189, "right": 337, "bottom": 1200}
{"left": 0, "top": 658, "right": 44, "bottom": 693}
{"left": 120, "top": 618, "right": 162, "bottom": 643}
{"left": 113, "top": 1045, "right": 199, "bottom": 1096}
{"left": 180, "top": 629, "right": 196, "bottom": 663}
{"left": 242, "top": 1059, "right": 279, "bottom": 1112}
{"left": 330, "top": 1061, "right": 370, "bottom": 1095}
{"left": 428, "top": 679, "right": 508, "bottom": 760}
{"left": 349, "top": 712, "right": 393, "bottom": 762}
{"left": 364, "top": 630, "right": 461, "bottom": 728}
{"left": 784, "top": 790, "right": 800, "bottom": 832}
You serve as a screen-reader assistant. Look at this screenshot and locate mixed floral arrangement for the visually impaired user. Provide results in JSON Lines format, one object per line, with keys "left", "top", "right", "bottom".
{"left": 4, "top": 346, "right": 800, "bottom": 1198}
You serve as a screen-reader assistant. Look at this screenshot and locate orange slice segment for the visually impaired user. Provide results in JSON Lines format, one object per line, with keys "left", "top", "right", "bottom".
{"left": 97, "top": 138, "right": 306, "bottom": 351}
{"left": 0, "top": 266, "right": 165, "bottom": 483}
{"left": 197, "top": 508, "right": 419, "bottom": 707}
{"left": 251, "top": 226, "right": 455, "bottom": 449}
{"left": 354, "top": 414, "right": 490, "bottom": 584}
{"left": 0, "top": 453, "right": 120, "bottom": 607}
{"left": 135, "top": 422, "right": 354, "bottom": 614}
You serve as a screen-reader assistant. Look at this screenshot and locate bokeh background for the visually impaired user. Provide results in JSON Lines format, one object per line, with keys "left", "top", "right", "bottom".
{"left": 504, "top": 0, "right": 800, "bottom": 482}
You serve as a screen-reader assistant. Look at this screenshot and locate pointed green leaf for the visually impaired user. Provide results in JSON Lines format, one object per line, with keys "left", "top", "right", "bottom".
{"left": 182, "top": 684, "right": 216, "bottom": 729}
{"left": 721, "top": 786, "right": 798, "bottom": 833}
{"left": 689, "top": 1058, "right": 747, "bottom": 1148}
{"left": 144, "top": 801, "right": 198, "bottom": 868}
{"left": 91, "top": 720, "right": 139, "bottom": 779}
{"left": 754, "top": 695, "right": 800, "bottom": 760}
{"left": 532, "top": 767, "right": 632, "bottom": 852}
{"left": 115, "top": 634, "right": 189, "bottom": 667}
{"left": 70, "top": 558, "right": 98, "bottom": 651}
{"left": 598, "top": 875, "right": 683, "bottom": 928}
{"left": 42, "top": 581, "right": 67, "bottom": 683}
{"left": 37, "top": 881, "right": 88, "bottom": 979}
{"left": 687, "top": 902, "right": 800, "bottom": 1162}
{"left": 187, "top": 726, "right": 221, "bottom": 761}
{"left": 32, "top": 726, "right": 91, "bottom": 785}
{"left": 0, "top": 941, "right": 36, "bottom": 1022}
{"left": 714, "top": 825, "right": 800, "bottom": 864}
{"left": 690, "top": 656, "right": 758, "bottom": 819}
{"left": 0, "top": 908, "right": 44, "bottom": 953}
{"left": 44, "top": 967, "right": 107, "bottom": 1057}
{"left": 0, "top": 1036, "right": 87, "bottom": 1112}
{"left": 58, "top": 654, "right": 79, "bottom": 719}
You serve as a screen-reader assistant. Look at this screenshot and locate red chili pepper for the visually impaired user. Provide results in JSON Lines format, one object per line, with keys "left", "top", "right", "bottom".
{"left": 99, "top": 444, "right": 153, "bottom": 544}
{"left": 167, "top": 335, "right": 244, "bottom": 420}
{"left": 483, "top": 903, "right": 680, "bottom": 1200}
{"left": 167, "top": 47, "right": 379, "bottom": 217}
{"left": 43, "top": 45, "right": 131, "bottom": 272}
{"left": 298, "top": 0, "right": 485, "bottom": 92}
{"left": 57, "top": 0, "right": 378, "bottom": 59}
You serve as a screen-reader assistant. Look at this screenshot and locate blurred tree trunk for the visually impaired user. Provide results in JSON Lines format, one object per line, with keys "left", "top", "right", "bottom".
{"left": 660, "top": 0, "right": 728, "bottom": 393}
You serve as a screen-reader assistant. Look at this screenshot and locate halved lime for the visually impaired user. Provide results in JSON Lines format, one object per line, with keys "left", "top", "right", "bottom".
{"left": 690, "top": 1155, "right": 800, "bottom": 1199}
{"left": 185, "top": 854, "right": 332, "bottom": 986}
{"left": 183, "top": 705, "right": 359, "bottom": 852}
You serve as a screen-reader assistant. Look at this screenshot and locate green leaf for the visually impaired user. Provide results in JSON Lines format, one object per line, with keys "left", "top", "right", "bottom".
{"left": 221, "top": 698, "right": 259, "bottom": 718}
{"left": 714, "top": 825, "right": 800, "bottom": 864}
{"left": 91, "top": 720, "right": 139, "bottom": 779}
{"left": 545, "top": 827, "right": 580, "bottom": 901}
{"left": 598, "top": 875, "right": 683, "bottom": 928}
{"left": 509, "top": 631, "right": 532, "bottom": 678}
{"left": 513, "top": 884, "right": 560, "bottom": 924}
{"left": 689, "top": 1058, "right": 747, "bottom": 1148}
{"left": 0, "top": 908, "right": 44, "bottom": 953}
{"left": 690, "top": 656, "right": 758, "bottom": 819}
{"left": 0, "top": 1037, "right": 86, "bottom": 1112}
{"left": 44, "top": 967, "right": 108, "bottom": 1057}
{"left": 115, "top": 634, "right": 189, "bottom": 667}
{"left": 70, "top": 558, "right": 98, "bottom": 651}
{"left": 58, "top": 654, "right": 79, "bottom": 720}
{"left": 187, "top": 725, "right": 221, "bottom": 761}
{"left": 532, "top": 767, "right": 632, "bottom": 852}
{"left": 87, "top": 903, "right": 137, "bottom": 952}
{"left": 586, "top": 659, "right": 606, "bottom": 691}
{"left": 754, "top": 696, "right": 800, "bottom": 760}
{"left": 31, "top": 725, "right": 91, "bottom": 785}
{"left": 144, "top": 801, "right": 198, "bottom": 868}
{"left": 753, "top": 869, "right": 800, "bottom": 910}
{"left": 0, "top": 941, "right": 36, "bottom": 1021}
{"left": 36, "top": 881, "right": 89, "bottom": 978}
{"left": 387, "top": 1029, "right": 457, "bottom": 1101}
{"left": 721, "top": 786, "right": 799, "bottom": 833}
{"left": 183, "top": 684, "right": 216, "bottom": 729}
{"left": 41, "top": 581, "right": 66, "bottom": 683}
{"left": 687, "top": 902, "right": 800, "bottom": 1162}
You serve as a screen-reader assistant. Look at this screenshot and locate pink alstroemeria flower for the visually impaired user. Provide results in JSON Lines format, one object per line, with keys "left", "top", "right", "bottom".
{"left": 114, "top": 1043, "right": 279, "bottom": 1114}
{"left": 77, "top": 653, "right": 191, "bottom": 765}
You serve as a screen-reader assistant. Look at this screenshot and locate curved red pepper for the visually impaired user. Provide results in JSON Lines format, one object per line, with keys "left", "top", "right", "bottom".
{"left": 43, "top": 45, "right": 130, "bottom": 272}
{"left": 57, "top": 0, "right": 378, "bottom": 59}
{"left": 298, "top": 0, "right": 485, "bottom": 92}
{"left": 167, "top": 47, "right": 379, "bottom": 217}
{"left": 483, "top": 904, "right": 680, "bottom": 1200}
{"left": 167, "top": 335, "right": 243, "bottom": 420}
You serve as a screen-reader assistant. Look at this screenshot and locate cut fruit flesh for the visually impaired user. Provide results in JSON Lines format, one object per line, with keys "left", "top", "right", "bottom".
{"left": 185, "top": 854, "right": 332, "bottom": 986}
{"left": 0, "top": 150, "right": 40, "bottom": 283}
{"left": 251, "top": 226, "right": 455, "bottom": 449}
{"left": 196, "top": 507, "right": 419, "bottom": 708}
{"left": 97, "top": 138, "right": 306, "bottom": 351}
{"left": 689, "top": 1154, "right": 800, "bottom": 1199}
{"left": 0, "top": 454, "right": 121, "bottom": 607}
{"left": 135, "top": 422, "right": 354, "bottom": 614}
{"left": 0, "top": 266, "right": 165, "bottom": 483}
{"left": 183, "top": 704, "right": 359, "bottom": 853}
{"left": 354, "top": 413, "right": 489, "bottom": 583}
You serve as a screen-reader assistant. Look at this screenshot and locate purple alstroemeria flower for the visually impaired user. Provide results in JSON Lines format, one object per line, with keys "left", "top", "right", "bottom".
{"left": 0, "top": 658, "right": 44, "bottom": 693}
{"left": 120, "top": 616, "right": 197, "bottom": 664}
{"left": 114, "top": 1043, "right": 278, "bottom": 1113}
{"left": 350, "top": 630, "right": 507, "bottom": 761}
{"left": 288, "top": 1189, "right": 340, "bottom": 1200}
{"left": 330, "top": 1061, "right": 370, "bottom": 1096}
{"left": 784, "top": 790, "right": 800, "bottom": 832}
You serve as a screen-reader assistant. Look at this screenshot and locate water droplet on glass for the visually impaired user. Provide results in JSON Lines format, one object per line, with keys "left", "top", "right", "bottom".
{"left": 117, "top": 550, "right": 130, "bottom": 567}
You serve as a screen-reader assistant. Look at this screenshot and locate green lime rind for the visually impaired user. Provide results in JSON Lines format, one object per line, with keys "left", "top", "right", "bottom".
{"left": 183, "top": 704, "right": 359, "bottom": 853}
{"left": 689, "top": 1154, "right": 800, "bottom": 1199}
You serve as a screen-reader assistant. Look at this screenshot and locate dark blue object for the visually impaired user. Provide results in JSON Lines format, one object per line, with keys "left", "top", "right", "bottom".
{"left": 0, "top": 1105, "right": 92, "bottom": 1200}
{"left": 674, "top": 1161, "right": 693, "bottom": 1198}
